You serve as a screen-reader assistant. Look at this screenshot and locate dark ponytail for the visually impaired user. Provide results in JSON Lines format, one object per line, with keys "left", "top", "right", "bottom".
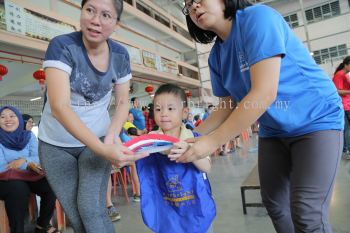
{"left": 334, "top": 56, "right": 350, "bottom": 75}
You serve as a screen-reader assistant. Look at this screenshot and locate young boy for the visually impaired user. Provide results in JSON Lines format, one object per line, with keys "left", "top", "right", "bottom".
{"left": 136, "top": 84, "right": 216, "bottom": 233}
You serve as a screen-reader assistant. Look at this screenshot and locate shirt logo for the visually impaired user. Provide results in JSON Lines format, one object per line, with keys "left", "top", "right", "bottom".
{"left": 163, "top": 175, "right": 196, "bottom": 207}
{"left": 239, "top": 52, "right": 249, "bottom": 72}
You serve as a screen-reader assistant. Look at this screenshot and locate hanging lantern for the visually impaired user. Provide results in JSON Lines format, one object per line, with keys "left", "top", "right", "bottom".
{"left": 186, "top": 91, "right": 192, "bottom": 98}
{"left": 145, "top": 85, "right": 154, "bottom": 94}
{"left": 33, "top": 69, "right": 46, "bottom": 91}
{"left": 0, "top": 64, "right": 8, "bottom": 81}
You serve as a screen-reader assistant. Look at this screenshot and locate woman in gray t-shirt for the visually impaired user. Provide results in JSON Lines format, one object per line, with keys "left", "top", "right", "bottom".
{"left": 38, "top": 0, "right": 147, "bottom": 232}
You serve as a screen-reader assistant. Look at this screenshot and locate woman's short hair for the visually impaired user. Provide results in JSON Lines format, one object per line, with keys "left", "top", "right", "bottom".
{"left": 185, "top": 0, "right": 252, "bottom": 43}
{"left": 81, "top": 0, "right": 123, "bottom": 21}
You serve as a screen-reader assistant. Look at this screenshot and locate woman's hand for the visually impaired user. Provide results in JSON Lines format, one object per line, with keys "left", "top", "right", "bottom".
{"left": 176, "top": 135, "right": 220, "bottom": 163}
{"left": 104, "top": 132, "right": 122, "bottom": 145}
{"left": 27, "top": 162, "right": 45, "bottom": 175}
{"left": 6, "top": 158, "right": 26, "bottom": 169}
{"left": 168, "top": 141, "right": 190, "bottom": 161}
{"left": 101, "top": 143, "right": 149, "bottom": 168}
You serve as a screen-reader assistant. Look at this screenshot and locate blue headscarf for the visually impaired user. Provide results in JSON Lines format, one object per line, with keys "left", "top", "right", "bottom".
{"left": 0, "top": 106, "right": 31, "bottom": 151}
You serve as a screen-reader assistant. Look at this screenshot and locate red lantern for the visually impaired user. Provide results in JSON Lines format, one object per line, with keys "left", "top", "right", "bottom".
{"left": 145, "top": 85, "right": 154, "bottom": 94}
{"left": 33, "top": 69, "right": 46, "bottom": 91}
{"left": 0, "top": 64, "right": 8, "bottom": 81}
{"left": 186, "top": 91, "right": 192, "bottom": 98}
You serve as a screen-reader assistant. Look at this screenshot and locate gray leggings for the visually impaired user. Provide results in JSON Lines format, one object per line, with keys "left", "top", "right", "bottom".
{"left": 38, "top": 140, "right": 114, "bottom": 233}
{"left": 259, "top": 130, "right": 342, "bottom": 233}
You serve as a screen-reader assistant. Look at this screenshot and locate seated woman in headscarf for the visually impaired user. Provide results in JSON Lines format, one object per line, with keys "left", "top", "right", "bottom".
{"left": 0, "top": 106, "right": 60, "bottom": 233}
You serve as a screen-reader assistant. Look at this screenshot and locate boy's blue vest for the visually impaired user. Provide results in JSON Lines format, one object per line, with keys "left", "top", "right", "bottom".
{"left": 136, "top": 127, "right": 216, "bottom": 233}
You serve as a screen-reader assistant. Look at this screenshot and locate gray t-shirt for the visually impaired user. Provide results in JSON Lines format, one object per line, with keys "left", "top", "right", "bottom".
{"left": 39, "top": 31, "right": 131, "bottom": 147}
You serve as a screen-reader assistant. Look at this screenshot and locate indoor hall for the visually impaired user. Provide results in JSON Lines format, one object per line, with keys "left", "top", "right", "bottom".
{"left": 1, "top": 0, "right": 350, "bottom": 233}
{"left": 62, "top": 136, "right": 350, "bottom": 233}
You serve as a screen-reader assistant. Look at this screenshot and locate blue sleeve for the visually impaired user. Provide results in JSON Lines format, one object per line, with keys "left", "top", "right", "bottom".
{"left": 241, "top": 5, "right": 286, "bottom": 66}
{"left": 25, "top": 133, "right": 40, "bottom": 166}
{"left": 0, "top": 147, "right": 6, "bottom": 172}
{"left": 43, "top": 35, "right": 74, "bottom": 75}
{"left": 120, "top": 129, "right": 131, "bottom": 143}
{"left": 208, "top": 47, "right": 231, "bottom": 97}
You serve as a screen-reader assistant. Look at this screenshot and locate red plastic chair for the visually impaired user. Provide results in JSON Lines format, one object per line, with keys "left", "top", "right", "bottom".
{"left": 112, "top": 168, "right": 129, "bottom": 202}
{"left": 112, "top": 166, "right": 137, "bottom": 202}
{"left": 241, "top": 130, "right": 250, "bottom": 141}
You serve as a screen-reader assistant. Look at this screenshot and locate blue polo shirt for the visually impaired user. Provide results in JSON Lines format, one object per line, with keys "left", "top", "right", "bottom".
{"left": 209, "top": 5, "right": 343, "bottom": 137}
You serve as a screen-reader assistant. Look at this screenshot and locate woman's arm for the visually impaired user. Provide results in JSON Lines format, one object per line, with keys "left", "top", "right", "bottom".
{"left": 178, "top": 56, "right": 281, "bottom": 162}
{"left": 104, "top": 81, "right": 130, "bottom": 145}
{"left": 337, "top": 89, "right": 350, "bottom": 96}
{"left": 169, "top": 141, "right": 211, "bottom": 173}
{"left": 193, "top": 96, "right": 235, "bottom": 135}
{"left": 45, "top": 68, "right": 147, "bottom": 166}
{"left": 0, "top": 148, "right": 7, "bottom": 172}
{"left": 27, "top": 133, "right": 39, "bottom": 165}
{"left": 192, "top": 157, "right": 211, "bottom": 173}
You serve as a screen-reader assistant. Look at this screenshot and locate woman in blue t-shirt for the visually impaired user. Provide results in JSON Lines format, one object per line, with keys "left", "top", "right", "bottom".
{"left": 178, "top": 1, "right": 343, "bottom": 232}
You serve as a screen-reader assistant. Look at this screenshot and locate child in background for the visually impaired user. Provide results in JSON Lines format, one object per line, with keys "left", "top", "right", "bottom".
{"left": 120, "top": 127, "right": 141, "bottom": 202}
{"left": 136, "top": 84, "right": 216, "bottom": 233}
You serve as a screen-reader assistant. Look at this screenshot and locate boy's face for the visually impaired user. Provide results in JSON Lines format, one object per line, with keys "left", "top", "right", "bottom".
{"left": 154, "top": 93, "right": 188, "bottom": 134}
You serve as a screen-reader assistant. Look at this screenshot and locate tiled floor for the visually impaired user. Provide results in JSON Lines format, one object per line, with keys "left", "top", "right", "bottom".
{"left": 62, "top": 135, "right": 350, "bottom": 233}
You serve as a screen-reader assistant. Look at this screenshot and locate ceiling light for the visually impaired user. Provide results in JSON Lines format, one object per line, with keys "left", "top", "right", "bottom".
{"left": 30, "top": 97, "right": 42, "bottom": 101}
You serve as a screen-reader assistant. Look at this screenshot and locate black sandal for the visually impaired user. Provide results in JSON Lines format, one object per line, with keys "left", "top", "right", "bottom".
{"left": 35, "top": 224, "right": 62, "bottom": 233}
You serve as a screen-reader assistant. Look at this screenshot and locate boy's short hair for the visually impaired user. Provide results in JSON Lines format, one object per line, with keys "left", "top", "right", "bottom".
{"left": 154, "top": 84, "right": 188, "bottom": 108}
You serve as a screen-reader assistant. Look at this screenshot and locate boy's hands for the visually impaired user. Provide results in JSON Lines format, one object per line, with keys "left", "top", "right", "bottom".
{"left": 168, "top": 141, "right": 190, "bottom": 161}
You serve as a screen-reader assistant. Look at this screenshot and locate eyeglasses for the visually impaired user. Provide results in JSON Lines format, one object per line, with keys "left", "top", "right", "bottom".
{"left": 182, "top": 0, "right": 202, "bottom": 16}
{"left": 82, "top": 6, "right": 117, "bottom": 24}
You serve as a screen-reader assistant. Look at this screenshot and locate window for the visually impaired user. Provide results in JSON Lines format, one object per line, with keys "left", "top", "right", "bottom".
{"left": 348, "top": 0, "right": 350, "bottom": 8}
{"left": 124, "top": 0, "right": 133, "bottom": 5}
{"left": 305, "top": 1, "right": 340, "bottom": 23}
{"left": 173, "top": 24, "right": 192, "bottom": 40}
{"left": 313, "top": 44, "right": 348, "bottom": 64}
{"left": 283, "top": 13, "right": 299, "bottom": 28}
{"left": 154, "top": 14, "right": 170, "bottom": 27}
{"left": 136, "top": 2, "right": 151, "bottom": 17}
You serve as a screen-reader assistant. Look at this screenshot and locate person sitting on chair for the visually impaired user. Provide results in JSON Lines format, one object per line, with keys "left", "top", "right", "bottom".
{"left": 0, "top": 106, "right": 60, "bottom": 233}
